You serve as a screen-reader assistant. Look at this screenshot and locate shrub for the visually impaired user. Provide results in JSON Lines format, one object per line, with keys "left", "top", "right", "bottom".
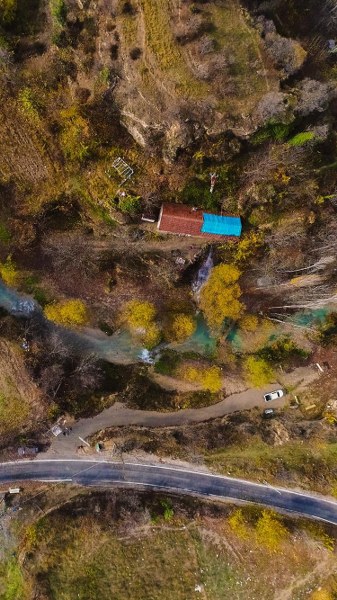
{"left": 18, "top": 88, "right": 40, "bottom": 122}
{"left": 235, "top": 232, "right": 264, "bottom": 263}
{"left": 51, "top": 0, "right": 67, "bottom": 25}
{"left": 166, "top": 313, "right": 196, "bottom": 342}
{"left": 154, "top": 350, "right": 181, "bottom": 375}
{"left": 255, "top": 510, "right": 288, "bottom": 551}
{"left": 183, "top": 364, "right": 222, "bottom": 393}
{"left": 228, "top": 509, "right": 249, "bottom": 539}
{"left": 258, "top": 336, "right": 309, "bottom": 364}
{"left": 118, "top": 194, "right": 141, "bottom": 215}
{"left": 200, "top": 264, "right": 244, "bottom": 329}
{"left": 0, "top": 0, "right": 16, "bottom": 24}
{"left": 130, "top": 47, "right": 142, "bottom": 60}
{"left": 0, "top": 255, "right": 19, "bottom": 286}
{"left": 44, "top": 299, "right": 88, "bottom": 327}
{"left": 296, "top": 79, "right": 333, "bottom": 117}
{"left": 244, "top": 356, "right": 274, "bottom": 387}
{"left": 251, "top": 122, "right": 290, "bottom": 145}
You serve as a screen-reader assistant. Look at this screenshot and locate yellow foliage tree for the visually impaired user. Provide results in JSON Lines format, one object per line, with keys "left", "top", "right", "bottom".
{"left": 200, "top": 264, "right": 244, "bottom": 329}
{"left": 143, "top": 323, "right": 161, "bottom": 349}
{"left": 255, "top": 510, "right": 288, "bottom": 551}
{"left": 123, "top": 300, "right": 156, "bottom": 329}
{"left": 44, "top": 299, "right": 88, "bottom": 327}
{"left": 244, "top": 356, "right": 274, "bottom": 387}
{"left": 228, "top": 509, "right": 249, "bottom": 539}
{"left": 235, "top": 231, "right": 264, "bottom": 263}
{"left": 239, "top": 314, "right": 258, "bottom": 332}
{"left": 0, "top": 255, "right": 19, "bottom": 286}
{"left": 183, "top": 365, "right": 222, "bottom": 393}
{"left": 167, "top": 313, "right": 196, "bottom": 342}
{"left": 122, "top": 300, "right": 160, "bottom": 349}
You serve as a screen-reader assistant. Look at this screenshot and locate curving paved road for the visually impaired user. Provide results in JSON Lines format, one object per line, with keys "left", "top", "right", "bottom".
{"left": 1, "top": 459, "right": 337, "bottom": 525}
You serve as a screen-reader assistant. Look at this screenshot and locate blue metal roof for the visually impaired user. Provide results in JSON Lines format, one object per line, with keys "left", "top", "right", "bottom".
{"left": 201, "top": 213, "right": 242, "bottom": 237}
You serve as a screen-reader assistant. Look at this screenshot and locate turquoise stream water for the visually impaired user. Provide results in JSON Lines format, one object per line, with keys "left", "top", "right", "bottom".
{"left": 0, "top": 280, "right": 333, "bottom": 363}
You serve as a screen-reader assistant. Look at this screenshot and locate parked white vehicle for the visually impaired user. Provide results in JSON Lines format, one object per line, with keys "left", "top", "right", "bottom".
{"left": 264, "top": 389, "right": 284, "bottom": 402}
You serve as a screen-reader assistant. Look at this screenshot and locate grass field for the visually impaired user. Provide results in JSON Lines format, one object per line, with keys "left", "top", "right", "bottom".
{"left": 210, "top": 3, "right": 270, "bottom": 115}
{"left": 0, "top": 339, "right": 44, "bottom": 445}
{"left": 206, "top": 439, "right": 337, "bottom": 494}
{"left": 2, "top": 491, "right": 335, "bottom": 600}
{"left": 117, "top": 0, "right": 272, "bottom": 109}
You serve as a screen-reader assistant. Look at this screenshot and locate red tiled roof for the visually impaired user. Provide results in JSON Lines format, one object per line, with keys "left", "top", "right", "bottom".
{"left": 157, "top": 203, "right": 237, "bottom": 240}
{"left": 158, "top": 203, "right": 204, "bottom": 236}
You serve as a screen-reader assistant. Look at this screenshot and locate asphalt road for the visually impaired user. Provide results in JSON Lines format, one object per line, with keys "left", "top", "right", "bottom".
{"left": 1, "top": 459, "right": 337, "bottom": 525}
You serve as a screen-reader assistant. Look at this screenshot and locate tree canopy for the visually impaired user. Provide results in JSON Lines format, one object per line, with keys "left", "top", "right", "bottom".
{"left": 244, "top": 356, "right": 274, "bottom": 387}
{"left": 166, "top": 313, "right": 196, "bottom": 342}
{"left": 199, "top": 264, "right": 244, "bottom": 329}
{"left": 122, "top": 300, "right": 160, "bottom": 349}
{"left": 44, "top": 299, "right": 88, "bottom": 327}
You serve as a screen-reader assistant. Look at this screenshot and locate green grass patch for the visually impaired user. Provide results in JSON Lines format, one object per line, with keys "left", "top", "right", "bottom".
{"left": 206, "top": 440, "right": 337, "bottom": 491}
{"left": 0, "top": 557, "right": 27, "bottom": 600}
{"left": 26, "top": 510, "right": 241, "bottom": 600}
{"left": 288, "top": 131, "right": 315, "bottom": 146}
{"left": 0, "top": 391, "right": 30, "bottom": 437}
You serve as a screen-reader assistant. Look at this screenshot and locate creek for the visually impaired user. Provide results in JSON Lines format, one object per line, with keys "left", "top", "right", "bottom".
{"left": 0, "top": 280, "right": 215, "bottom": 363}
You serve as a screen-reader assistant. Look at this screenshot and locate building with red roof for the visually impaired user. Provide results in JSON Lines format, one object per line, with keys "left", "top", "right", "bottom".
{"left": 157, "top": 203, "right": 242, "bottom": 239}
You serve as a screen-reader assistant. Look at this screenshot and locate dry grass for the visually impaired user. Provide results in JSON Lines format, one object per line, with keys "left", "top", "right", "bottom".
{"left": 0, "top": 338, "right": 45, "bottom": 444}
{"left": 117, "top": 0, "right": 273, "bottom": 113}
{"left": 16, "top": 494, "right": 337, "bottom": 600}
{"left": 210, "top": 3, "right": 270, "bottom": 116}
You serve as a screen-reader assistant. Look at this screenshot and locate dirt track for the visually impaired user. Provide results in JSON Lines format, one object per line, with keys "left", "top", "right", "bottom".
{"left": 47, "top": 365, "right": 320, "bottom": 456}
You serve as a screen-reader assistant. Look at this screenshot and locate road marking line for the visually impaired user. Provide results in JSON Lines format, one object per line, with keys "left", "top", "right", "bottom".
{"left": 38, "top": 479, "right": 73, "bottom": 483}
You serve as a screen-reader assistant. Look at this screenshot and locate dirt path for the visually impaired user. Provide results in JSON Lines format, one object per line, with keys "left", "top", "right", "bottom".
{"left": 47, "top": 365, "right": 320, "bottom": 456}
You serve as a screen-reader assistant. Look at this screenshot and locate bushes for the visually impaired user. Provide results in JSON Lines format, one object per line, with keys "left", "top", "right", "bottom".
{"left": 59, "top": 106, "right": 91, "bottom": 163}
{"left": 234, "top": 231, "right": 264, "bottom": 263}
{"left": 258, "top": 336, "right": 309, "bottom": 365}
{"left": 44, "top": 299, "right": 89, "bottom": 326}
{"left": 255, "top": 510, "right": 288, "bottom": 551}
{"left": 118, "top": 194, "right": 141, "bottom": 215}
{"left": 182, "top": 364, "right": 222, "bottom": 393}
{"left": 200, "top": 264, "right": 243, "bottom": 329}
{"left": 0, "top": 0, "right": 16, "bottom": 25}
{"left": 251, "top": 121, "right": 291, "bottom": 145}
{"left": 229, "top": 508, "right": 288, "bottom": 551}
{"left": 244, "top": 356, "right": 274, "bottom": 387}
{"left": 18, "top": 88, "right": 40, "bottom": 123}
{"left": 51, "top": 0, "right": 67, "bottom": 25}
{"left": 0, "top": 255, "right": 19, "bottom": 286}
